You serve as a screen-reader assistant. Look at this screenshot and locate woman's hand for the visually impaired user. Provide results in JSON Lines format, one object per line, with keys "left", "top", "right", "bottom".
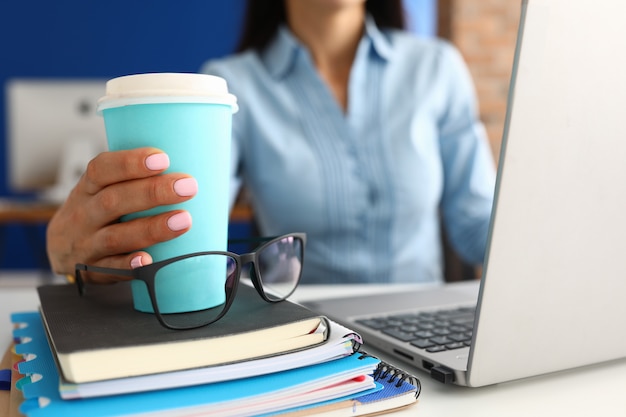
{"left": 46, "top": 147, "right": 198, "bottom": 283}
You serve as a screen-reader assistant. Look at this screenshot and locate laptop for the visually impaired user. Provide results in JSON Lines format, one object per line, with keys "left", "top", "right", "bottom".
{"left": 304, "top": 0, "right": 626, "bottom": 387}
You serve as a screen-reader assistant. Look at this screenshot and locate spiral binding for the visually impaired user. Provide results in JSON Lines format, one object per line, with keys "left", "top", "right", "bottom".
{"left": 355, "top": 349, "right": 422, "bottom": 399}
{"left": 345, "top": 332, "right": 363, "bottom": 352}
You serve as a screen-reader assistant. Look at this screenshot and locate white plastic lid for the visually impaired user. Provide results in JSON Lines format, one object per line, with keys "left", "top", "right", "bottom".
{"left": 97, "top": 73, "right": 238, "bottom": 113}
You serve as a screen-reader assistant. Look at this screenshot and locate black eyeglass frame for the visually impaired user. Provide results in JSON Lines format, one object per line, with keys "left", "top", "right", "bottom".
{"left": 75, "top": 232, "right": 306, "bottom": 330}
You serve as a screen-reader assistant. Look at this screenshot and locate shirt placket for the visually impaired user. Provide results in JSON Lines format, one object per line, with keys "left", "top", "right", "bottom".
{"left": 347, "top": 42, "right": 395, "bottom": 282}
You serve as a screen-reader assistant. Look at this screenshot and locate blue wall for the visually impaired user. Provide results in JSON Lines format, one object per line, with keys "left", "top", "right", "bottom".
{"left": 404, "top": 0, "right": 438, "bottom": 37}
{"left": 0, "top": 1, "right": 246, "bottom": 269}
{"left": 1, "top": 0, "right": 246, "bottom": 197}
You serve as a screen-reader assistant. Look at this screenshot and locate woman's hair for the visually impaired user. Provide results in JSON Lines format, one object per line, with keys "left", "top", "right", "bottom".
{"left": 235, "top": 0, "right": 406, "bottom": 53}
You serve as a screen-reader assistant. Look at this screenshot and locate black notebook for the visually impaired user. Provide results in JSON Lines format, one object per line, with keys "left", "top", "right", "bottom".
{"left": 37, "top": 282, "right": 329, "bottom": 383}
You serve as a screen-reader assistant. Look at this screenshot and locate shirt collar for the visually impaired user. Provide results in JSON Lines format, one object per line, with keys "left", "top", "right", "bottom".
{"left": 261, "top": 25, "right": 301, "bottom": 80}
{"left": 363, "top": 14, "right": 393, "bottom": 61}
{"left": 261, "top": 14, "right": 393, "bottom": 80}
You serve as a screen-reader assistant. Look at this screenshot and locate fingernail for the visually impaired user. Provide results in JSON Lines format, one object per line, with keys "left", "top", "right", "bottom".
{"left": 173, "top": 178, "right": 198, "bottom": 197}
{"left": 145, "top": 153, "right": 170, "bottom": 171}
{"left": 167, "top": 212, "right": 192, "bottom": 232}
{"left": 130, "top": 255, "right": 144, "bottom": 269}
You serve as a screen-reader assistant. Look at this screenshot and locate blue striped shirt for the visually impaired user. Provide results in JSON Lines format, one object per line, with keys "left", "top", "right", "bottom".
{"left": 201, "top": 17, "right": 495, "bottom": 284}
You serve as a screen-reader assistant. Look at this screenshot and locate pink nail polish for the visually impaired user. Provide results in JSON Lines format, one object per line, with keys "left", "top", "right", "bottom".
{"left": 145, "top": 153, "right": 170, "bottom": 171}
{"left": 130, "top": 255, "right": 143, "bottom": 269}
{"left": 167, "top": 212, "right": 192, "bottom": 232}
{"left": 173, "top": 178, "right": 198, "bottom": 197}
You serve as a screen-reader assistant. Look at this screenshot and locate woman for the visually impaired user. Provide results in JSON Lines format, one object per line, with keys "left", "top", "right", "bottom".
{"left": 47, "top": 0, "right": 495, "bottom": 284}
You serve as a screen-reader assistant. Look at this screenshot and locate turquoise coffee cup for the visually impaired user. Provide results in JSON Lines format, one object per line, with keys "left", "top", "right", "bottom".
{"left": 97, "top": 73, "right": 238, "bottom": 314}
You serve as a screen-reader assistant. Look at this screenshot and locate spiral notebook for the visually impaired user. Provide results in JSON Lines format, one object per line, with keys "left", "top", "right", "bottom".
{"left": 59, "top": 319, "right": 362, "bottom": 399}
{"left": 276, "top": 362, "right": 421, "bottom": 416}
{"left": 10, "top": 311, "right": 420, "bottom": 417}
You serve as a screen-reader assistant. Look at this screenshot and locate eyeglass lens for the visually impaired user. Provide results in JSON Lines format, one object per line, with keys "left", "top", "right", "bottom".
{"left": 256, "top": 235, "right": 303, "bottom": 301}
{"left": 149, "top": 235, "right": 303, "bottom": 329}
{"left": 148, "top": 254, "right": 236, "bottom": 329}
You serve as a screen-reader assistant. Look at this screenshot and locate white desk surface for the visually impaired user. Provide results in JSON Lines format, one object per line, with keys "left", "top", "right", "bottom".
{"left": 1, "top": 272, "right": 625, "bottom": 416}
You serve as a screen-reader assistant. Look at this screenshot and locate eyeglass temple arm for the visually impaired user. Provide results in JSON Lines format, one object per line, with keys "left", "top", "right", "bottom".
{"left": 227, "top": 235, "right": 279, "bottom": 245}
{"left": 74, "top": 264, "right": 135, "bottom": 296}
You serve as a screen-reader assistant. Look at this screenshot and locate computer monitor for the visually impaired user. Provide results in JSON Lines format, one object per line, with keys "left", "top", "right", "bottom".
{"left": 5, "top": 79, "right": 108, "bottom": 202}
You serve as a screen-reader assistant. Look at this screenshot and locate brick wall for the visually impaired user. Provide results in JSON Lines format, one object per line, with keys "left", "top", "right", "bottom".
{"left": 438, "top": 0, "right": 522, "bottom": 163}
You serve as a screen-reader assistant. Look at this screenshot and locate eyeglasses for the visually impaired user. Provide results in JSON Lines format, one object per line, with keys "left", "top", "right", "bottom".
{"left": 75, "top": 233, "right": 306, "bottom": 330}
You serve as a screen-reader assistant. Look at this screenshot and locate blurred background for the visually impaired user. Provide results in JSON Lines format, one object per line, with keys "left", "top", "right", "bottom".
{"left": 0, "top": 0, "right": 520, "bottom": 271}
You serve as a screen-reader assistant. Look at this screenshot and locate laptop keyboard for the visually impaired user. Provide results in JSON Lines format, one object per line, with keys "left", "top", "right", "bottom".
{"left": 356, "top": 306, "right": 476, "bottom": 353}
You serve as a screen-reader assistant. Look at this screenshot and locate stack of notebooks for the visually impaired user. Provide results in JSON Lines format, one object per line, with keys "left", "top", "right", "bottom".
{"left": 10, "top": 282, "right": 420, "bottom": 416}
